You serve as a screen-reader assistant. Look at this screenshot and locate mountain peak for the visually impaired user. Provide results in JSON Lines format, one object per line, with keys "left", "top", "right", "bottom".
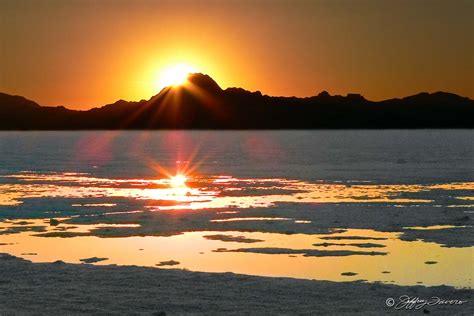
{"left": 186, "top": 73, "right": 222, "bottom": 92}
{"left": 317, "top": 91, "right": 331, "bottom": 98}
{"left": 0, "top": 92, "right": 41, "bottom": 110}
{"left": 401, "top": 91, "right": 471, "bottom": 105}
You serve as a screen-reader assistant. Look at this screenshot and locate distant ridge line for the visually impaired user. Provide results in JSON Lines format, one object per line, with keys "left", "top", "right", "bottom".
{"left": 0, "top": 73, "right": 473, "bottom": 130}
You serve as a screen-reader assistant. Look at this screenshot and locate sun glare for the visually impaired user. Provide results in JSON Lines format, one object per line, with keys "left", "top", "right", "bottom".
{"left": 158, "top": 64, "right": 197, "bottom": 89}
{"left": 169, "top": 174, "right": 188, "bottom": 188}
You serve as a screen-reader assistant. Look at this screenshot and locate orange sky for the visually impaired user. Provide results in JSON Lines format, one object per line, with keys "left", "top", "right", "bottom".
{"left": 0, "top": 0, "right": 473, "bottom": 110}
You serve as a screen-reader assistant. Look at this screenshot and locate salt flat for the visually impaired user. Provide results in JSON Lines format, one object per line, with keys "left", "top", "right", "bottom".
{"left": 0, "top": 253, "right": 472, "bottom": 315}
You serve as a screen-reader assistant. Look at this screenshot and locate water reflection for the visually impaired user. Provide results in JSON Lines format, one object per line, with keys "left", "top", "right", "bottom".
{"left": 0, "top": 171, "right": 472, "bottom": 288}
{"left": 2, "top": 172, "right": 473, "bottom": 209}
{"left": 210, "top": 217, "right": 291, "bottom": 222}
{"left": 0, "top": 219, "right": 471, "bottom": 288}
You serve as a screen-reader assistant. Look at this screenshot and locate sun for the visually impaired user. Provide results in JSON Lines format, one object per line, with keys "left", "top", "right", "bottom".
{"left": 157, "top": 64, "right": 197, "bottom": 89}
{"left": 169, "top": 174, "right": 188, "bottom": 188}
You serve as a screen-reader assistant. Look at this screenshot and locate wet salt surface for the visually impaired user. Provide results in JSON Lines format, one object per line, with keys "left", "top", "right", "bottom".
{"left": 0, "top": 171, "right": 472, "bottom": 246}
{"left": 0, "top": 130, "right": 472, "bottom": 288}
{"left": 0, "top": 219, "right": 472, "bottom": 288}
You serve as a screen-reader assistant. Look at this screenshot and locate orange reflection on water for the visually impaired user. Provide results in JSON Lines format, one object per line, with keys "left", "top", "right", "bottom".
{"left": 1, "top": 173, "right": 473, "bottom": 211}
{"left": 210, "top": 217, "right": 291, "bottom": 222}
{"left": 0, "top": 219, "right": 472, "bottom": 288}
{"left": 403, "top": 225, "right": 470, "bottom": 230}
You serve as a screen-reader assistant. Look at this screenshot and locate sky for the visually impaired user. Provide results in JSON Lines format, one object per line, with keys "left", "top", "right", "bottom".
{"left": 0, "top": 0, "right": 473, "bottom": 109}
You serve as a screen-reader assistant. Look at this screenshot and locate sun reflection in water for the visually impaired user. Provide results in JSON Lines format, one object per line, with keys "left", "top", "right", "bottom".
{"left": 169, "top": 174, "right": 188, "bottom": 188}
{"left": 0, "top": 170, "right": 473, "bottom": 288}
{"left": 1, "top": 172, "right": 473, "bottom": 209}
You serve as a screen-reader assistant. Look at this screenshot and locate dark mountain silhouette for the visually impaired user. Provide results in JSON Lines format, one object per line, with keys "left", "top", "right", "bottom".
{"left": 0, "top": 73, "right": 473, "bottom": 129}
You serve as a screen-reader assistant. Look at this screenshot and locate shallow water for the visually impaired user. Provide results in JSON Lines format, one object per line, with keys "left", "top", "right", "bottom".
{"left": 0, "top": 220, "right": 472, "bottom": 287}
{"left": 0, "top": 130, "right": 472, "bottom": 288}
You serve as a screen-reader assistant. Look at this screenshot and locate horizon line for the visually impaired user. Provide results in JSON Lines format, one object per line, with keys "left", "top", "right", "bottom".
{"left": 1, "top": 72, "right": 472, "bottom": 111}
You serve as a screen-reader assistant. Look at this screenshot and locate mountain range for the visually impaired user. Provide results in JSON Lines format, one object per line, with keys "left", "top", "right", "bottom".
{"left": 0, "top": 73, "right": 473, "bottom": 129}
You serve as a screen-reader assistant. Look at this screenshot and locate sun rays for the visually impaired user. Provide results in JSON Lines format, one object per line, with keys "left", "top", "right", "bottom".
{"left": 156, "top": 63, "right": 197, "bottom": 90}
{"left": 169, "top": 174, "right": 187, "bottom": 188}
